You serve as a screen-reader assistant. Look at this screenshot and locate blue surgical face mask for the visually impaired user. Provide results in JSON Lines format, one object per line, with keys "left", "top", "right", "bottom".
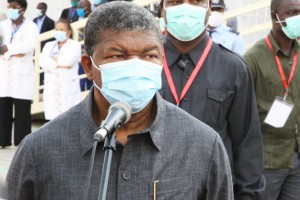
{"left": 7, "top": 8, "right": 21, "bottom": 21}
{"left": 54, "top": 30, "right": 68, "bottom": 42}
{"left": 165, "top": 3, "right": 209, "bottom": 41}
{"left": 91, "top": 58, "right": 163, "bottom": 113}
{"left": 276, "top": 14, "right": 300, "bottom": 39}
{"left": 77, "top": 8, "right": 85, "bottom": 18}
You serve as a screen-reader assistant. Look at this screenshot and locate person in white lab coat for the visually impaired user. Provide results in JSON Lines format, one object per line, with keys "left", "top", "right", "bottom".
{"left": 39, "top": 18, "right": 81, "bottom": 120}
{"left": 0, "top": 0, "right": 39, "bottom": 148}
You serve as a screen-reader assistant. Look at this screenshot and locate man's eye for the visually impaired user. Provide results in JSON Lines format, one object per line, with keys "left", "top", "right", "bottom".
{"left": 110, "top": 55, "right": 125, "bottom": 59}
{"left": 145, "top": 54, "right": 158, "bottom": 59}
{"left": 169, "top": 0, "right": 181, "bottom": 5}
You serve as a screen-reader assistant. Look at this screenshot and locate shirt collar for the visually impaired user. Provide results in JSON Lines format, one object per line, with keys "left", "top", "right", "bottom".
{"left": 164, "top": 38, "right": 181, "bottom": 67}
{"left": 189, "top": 35, "right": 210, "bottom": 66}
{"left": 79, "top": 89, "right": 167, "bottom": 155}
{"left": 37, "top": 15, "right": 46, "bottom": 22}
{"left": 164, "top": 34, "right": 210, "bottom": 67}
{"left": 207, "top": 24, "right": 228, "bottom": 34}
{"left": 268, "top": 31, "right": 300, "bottom": 55}
{"left": 79, "top": 88, "right": 99, "bottom": 155}
{"left": 143, "top": 92, "right": 166, "bottom": 151}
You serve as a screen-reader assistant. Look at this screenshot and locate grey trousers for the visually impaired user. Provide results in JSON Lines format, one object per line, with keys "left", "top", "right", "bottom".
{"left": 264, "top": 150, "right": 300, "bottom": 200}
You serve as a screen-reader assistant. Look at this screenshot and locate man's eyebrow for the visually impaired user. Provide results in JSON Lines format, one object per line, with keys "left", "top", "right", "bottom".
{"left": 142, "top": 46, "right": 160, "bottom": 53}
{"left": 105, "top": 47, "right": 127, "bottom": 53}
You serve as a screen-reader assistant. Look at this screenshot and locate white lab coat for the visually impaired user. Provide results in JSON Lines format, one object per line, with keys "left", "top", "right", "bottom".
{"left": 0, "top": 19, "right": 39, "bottom": 100}
{"left": 39, "top": 39, "right": 82, "bottom": 120}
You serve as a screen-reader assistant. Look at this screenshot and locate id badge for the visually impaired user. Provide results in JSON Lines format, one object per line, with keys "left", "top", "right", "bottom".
{"left": 264, "top": 96, "right": 294, "bottom": 128}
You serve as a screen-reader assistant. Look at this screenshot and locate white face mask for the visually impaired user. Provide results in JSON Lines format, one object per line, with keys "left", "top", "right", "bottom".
{"left": 35, "top": 9, "right": 43, "bottom": 18}
{"left": 208, "top": 11, "right": 223, "bottom": 28}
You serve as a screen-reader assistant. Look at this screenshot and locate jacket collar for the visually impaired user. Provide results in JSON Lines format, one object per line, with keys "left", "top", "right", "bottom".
{"left": 164, "top": 35, "right": 210, "bottom": 68}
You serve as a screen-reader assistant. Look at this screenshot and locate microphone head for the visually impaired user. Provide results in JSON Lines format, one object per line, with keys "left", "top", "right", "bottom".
{"left": 108, "top": 102, "right": 132, "bottom": 124}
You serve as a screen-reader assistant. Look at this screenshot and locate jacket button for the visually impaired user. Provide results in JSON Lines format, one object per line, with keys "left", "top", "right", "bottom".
{"left": 122, "top": 171, "right": 131, "bottom": 180}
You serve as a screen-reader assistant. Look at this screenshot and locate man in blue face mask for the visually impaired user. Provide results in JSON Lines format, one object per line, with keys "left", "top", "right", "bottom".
{"left": 244, "top": 0, "right": 300, "bottom": 199}
{"left": 60, "top": 0, "right": 80, "bottom": 23}
{"left": 159, "top": 0, "right": 266, "bottom": 199}
{"left": 76, "top": 0, "right": 92, "bottom": 20}
{"left": 6, "top": 2, "right": 233, "bottom": 199}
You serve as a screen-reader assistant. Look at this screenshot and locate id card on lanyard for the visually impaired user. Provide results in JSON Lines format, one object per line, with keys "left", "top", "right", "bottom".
{"left": 264, "top": 36, "right": 297, "bottom": 128}
{"left": 163, "top": 38, "right": 213, "bottom": 106}
{"left": 264, "top": 96, "right": 294, "bottom": 128}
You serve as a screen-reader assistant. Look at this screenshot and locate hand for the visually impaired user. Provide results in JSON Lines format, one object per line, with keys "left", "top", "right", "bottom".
{"left": 57, "top": 66, "right": 72, "bottom": 69}
{"left": 52, "top": 56, "right": 58, "bottom": 62}
{"left": 13, "top": 54, "right": 25, "bottom": 57}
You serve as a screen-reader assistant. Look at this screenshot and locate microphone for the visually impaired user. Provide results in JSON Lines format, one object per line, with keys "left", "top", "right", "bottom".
{"left": 94, "top": 102, "right": 132, "bottom": 142}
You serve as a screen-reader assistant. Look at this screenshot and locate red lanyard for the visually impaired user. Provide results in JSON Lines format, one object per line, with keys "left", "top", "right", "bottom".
{"left": 265, "top": 37, "right": 298, "bottom": 97}
{"left": 163, "top": 38, "right": 213, "bottom": 105}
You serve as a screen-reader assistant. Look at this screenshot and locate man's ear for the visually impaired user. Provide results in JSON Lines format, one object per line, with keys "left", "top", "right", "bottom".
{"left": 160, "top": 0, "right": 164, "bottom": 18}
{"left": 19, "top": 8, "right": 25, "bottom": 15}
{"left": 271, "top": 11, "right": 278, "bottom": 23}
{"left": 81, "top": 54, "right": 93, "bottom": 81}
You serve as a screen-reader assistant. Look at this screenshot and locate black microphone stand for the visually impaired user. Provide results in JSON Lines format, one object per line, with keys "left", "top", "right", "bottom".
{"left": 98, "top": 132, "right": 117, "bottom": 200}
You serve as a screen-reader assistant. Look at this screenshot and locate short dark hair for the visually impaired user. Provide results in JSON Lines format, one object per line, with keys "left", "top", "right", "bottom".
{"left": 84, "top": 1, "right": 163, "bottom": 56}
{"left": 7, "top": 0, "right": 27, "bottom": 9}
{"left": 38, "top": 2, "right": 48, "bottom": 10}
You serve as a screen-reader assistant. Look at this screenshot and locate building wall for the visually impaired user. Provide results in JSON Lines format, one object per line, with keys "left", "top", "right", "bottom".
{"left": 226, "top": 0, "right": 271, "bottom": 48}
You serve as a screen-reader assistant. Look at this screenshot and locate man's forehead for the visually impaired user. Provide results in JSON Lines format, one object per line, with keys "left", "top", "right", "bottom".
{"left": 100, "top": 29, "right": 157, "bottom": 36}
{"left": 37, "top": 4, "right": 45, "bottom": 9}
{"left": 79, "top": 1, "right": 89, "bottom": 7}
{"left": 95, "top": 30, "right": 162, "bottom": 49}
{"left": 8, "top": 2, "right": 21, "bottom": 7}
{"left": 279, "top": 0, "right": 300, "bottom": 7}
{"left": 278, "top": 1, "right": 300, "bottom": 12}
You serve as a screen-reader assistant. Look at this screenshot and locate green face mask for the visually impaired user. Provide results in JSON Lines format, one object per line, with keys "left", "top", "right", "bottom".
{"left": 71, "top": 1, "right": 79, "bottom": 7}
{"left": 165, "top": 3, "right": 208, "bottom": 42}
{"left": 276, "top": 14, "right": 300, "bottom": 39}
{"left": 159, "top": 18, "right": 166, "bottom": 32}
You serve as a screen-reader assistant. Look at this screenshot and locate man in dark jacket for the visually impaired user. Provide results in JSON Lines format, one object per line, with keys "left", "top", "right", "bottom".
{"left": 33, "top": 2, "right": 54, "bottom": 50}
{"left": 33, "top": 2, "right": 55, "bottom": 92}
{"left": 159, "top": 0, "right": 266, "bottom": 199}
{"left": 60, "top": 0, "right": 80, "bottom": 23}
